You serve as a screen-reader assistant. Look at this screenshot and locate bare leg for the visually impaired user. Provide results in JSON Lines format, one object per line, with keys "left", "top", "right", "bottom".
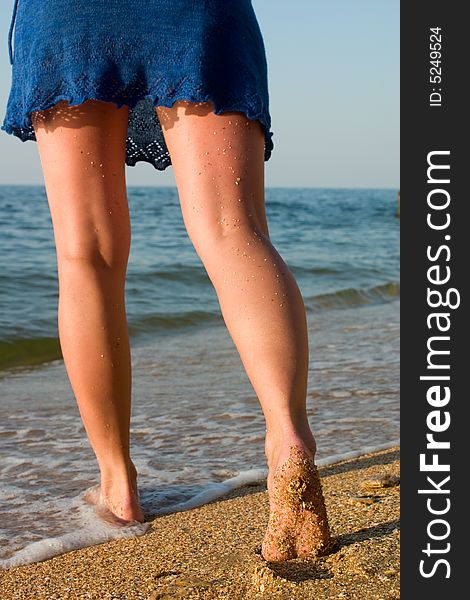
{"left": 156, "top": 101, "right": 332, "bottom": 559}
{"left": 32, "top": 100, "right": 144, "bottom": 524}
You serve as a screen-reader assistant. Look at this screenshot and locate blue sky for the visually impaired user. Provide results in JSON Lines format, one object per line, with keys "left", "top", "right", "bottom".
{"left": 0, "top": 1, "right": 399, "bottom": 188}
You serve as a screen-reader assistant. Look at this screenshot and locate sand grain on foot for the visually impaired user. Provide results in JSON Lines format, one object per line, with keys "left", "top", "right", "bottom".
{"left": 262, "top": 445, "right": 333, "bottom": 561}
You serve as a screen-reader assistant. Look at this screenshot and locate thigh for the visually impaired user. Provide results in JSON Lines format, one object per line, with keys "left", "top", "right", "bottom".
{"left": 156, "top": 101, "right": 269, "bottom": 254}
{"left": 32, "top": 99, "right": 131, "bottom": 268}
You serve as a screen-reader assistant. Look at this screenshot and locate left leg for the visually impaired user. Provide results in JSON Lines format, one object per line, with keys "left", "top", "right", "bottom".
{"left": 156, "top": 100, "right": 332, "bottom": 560}
{"left": 32, "top": 99, "right": 143, "bottom": 524}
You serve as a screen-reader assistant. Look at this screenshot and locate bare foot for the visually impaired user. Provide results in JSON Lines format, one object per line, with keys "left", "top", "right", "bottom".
{"left": 83, "top": 460, "right": 145, "bottom": 526}
{"left": 261, "top": 445, "right": 333, "bottom": 561}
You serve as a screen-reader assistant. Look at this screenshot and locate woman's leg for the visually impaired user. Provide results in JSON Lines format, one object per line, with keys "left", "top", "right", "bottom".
{"left": 32, "top": 100, "right": 144, "bottom": 524}
{"left": 156, "top": 101, "right": 331, "bottom": 559}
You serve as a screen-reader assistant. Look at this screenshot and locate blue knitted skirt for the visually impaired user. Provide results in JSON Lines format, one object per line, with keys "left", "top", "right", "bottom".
{"left": 2, "top": 0, "right": 274, "bottom": 170}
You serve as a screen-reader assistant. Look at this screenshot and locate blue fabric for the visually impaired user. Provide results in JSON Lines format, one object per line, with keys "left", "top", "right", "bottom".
{"left": 2, "top": 0, "right": 274, "bottom": 170}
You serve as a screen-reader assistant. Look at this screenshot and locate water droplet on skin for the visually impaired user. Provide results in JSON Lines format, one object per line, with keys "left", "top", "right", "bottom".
{"left": 280, "top": 303, "right": 284, "bottom": 307}
{"left": 90, "top": 161, "right": 95, "bottom": 166}
{"left": 99, "top": 163, "right": 103, "bottom": 167}
{"left": 100, "top": 354, "right": 104, "bottom": 358}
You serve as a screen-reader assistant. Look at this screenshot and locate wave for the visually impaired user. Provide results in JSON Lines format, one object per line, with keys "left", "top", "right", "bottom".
{"left": 305, "top": 281, "right": 399, "bottom": 312}
{"left": 128, "top": 309, "right": 221, "bottom": 334}
{"left": 0, "top": 282, "right": 399, "bottom": 373}
{"left": 0, "top": 337, "right": 62, "bottom": 372}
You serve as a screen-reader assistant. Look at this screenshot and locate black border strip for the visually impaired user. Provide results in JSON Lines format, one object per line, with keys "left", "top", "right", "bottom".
{"left": 401, "top": 2, "right": 466, "bottom": 596}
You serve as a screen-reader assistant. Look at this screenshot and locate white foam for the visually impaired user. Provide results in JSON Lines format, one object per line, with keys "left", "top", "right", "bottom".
{"left": 158, "top": 468, "right": 267, "bottom": 514}
{"left": 315, "top": 439, "right": 400, "bottom": 467}
{"left": 0, "top": 491, "right": 151, "bottom": 570}
{"left": 163, "top": 440, "right": 401, "bottom": 514}
{"left": 159, "top": 440, "right": 400, "bottom": 514}
{"left": 156, "top": 439, "right": 401, "bottom": 515}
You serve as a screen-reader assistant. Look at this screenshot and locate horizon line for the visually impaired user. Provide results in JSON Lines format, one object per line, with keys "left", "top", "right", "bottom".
{"left": 0, "top": 183, "right": 399, "bottom": 191}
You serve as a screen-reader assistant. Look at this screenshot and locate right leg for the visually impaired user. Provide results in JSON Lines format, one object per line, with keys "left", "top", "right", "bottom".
{"left": 156, "top": 101, "right": 332, "bottom": 559}
{"left": 32, "top": 100, "right": 144, "bottom": 523}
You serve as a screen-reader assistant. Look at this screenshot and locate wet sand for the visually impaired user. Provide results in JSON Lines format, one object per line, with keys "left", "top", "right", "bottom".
{"left": 0, "top": 447, "right": 400, "bottom": 599}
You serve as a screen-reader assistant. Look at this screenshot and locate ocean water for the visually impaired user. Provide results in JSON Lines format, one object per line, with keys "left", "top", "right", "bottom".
{"left": 0, "top": 186, "right": 400, "bottom": 567}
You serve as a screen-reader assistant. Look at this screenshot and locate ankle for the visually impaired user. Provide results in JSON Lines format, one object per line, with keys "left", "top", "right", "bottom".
{"left": 265, "top": 424, "right": 317, "bottom": 467}
{"left": 99, "top": 477, "right": 138, "bottom": 504}
{"left": 98, "top": 457, "right": 136, "bottom": 487}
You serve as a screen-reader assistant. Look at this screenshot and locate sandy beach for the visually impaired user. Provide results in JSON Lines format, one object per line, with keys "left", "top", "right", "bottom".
{"left": 0, "top": 446, "right": 400, "bottom": 599}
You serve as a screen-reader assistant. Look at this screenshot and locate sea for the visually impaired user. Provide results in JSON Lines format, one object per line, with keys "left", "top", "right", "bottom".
{"left": 0, "top": 185, "right": 400, "bottom": 568}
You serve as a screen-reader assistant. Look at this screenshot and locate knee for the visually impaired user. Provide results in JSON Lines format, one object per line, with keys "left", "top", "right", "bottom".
{"left": 192, "top": 219, "right": 270, "bottom": 265}
{"left": 57, "top": 233, "right": 130, "bottom": 273}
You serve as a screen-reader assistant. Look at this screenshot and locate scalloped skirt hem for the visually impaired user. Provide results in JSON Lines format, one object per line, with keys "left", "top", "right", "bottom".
{"left": 1, "top": 93, "right": 274, "bottom": 171}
